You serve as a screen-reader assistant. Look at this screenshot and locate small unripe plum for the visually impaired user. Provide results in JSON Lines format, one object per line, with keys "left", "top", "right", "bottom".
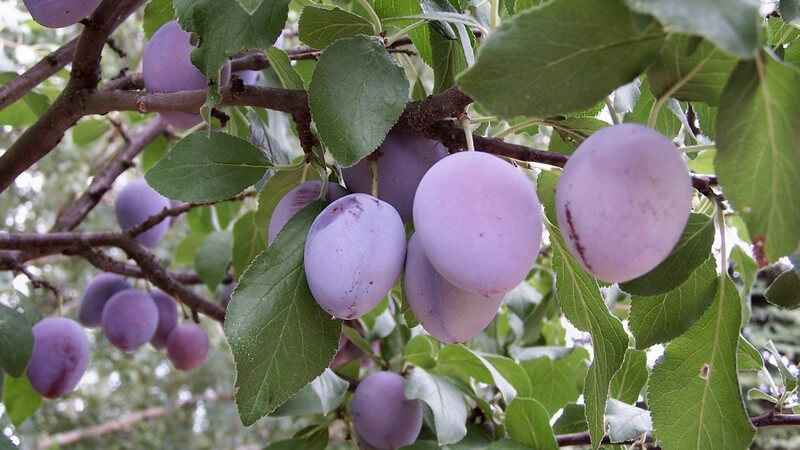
{"left": 166, "top": 323, "right": 209, "bottom": 371}
{"left": 304, "top": 194, "right": 406, "bottom": 319}
{"left": 351, "top": 371, "right": 422, "bottom": 449}
{"left": 115, "top": 179, "right": 171, "bottom": 248}
{"left": 404, "top": 234, "right": 504, "bottom": 343}
{"left": 149, "top": 290, "right": 178, "bottom": 349}
{"left": 343, "top": 131, "right": 448, "bottom": 222}
{"left": 555, "top": 124, "right": 691, "bottom": 283}
{"left": 413, "top": 151, "right": 543, "bottom": 296}
{"left": 268, "top": 180, "right": 348, "bottom": 244}
{"left": 26, "top": 318, "right": 89, "bottom": 399}
{"left": 23, "top": 0, "right": 101, "bottom": 28}
{"left": 143, "top": 21, "right": 231, "bottom": 129}
{"left": 101, "top": 289, "right": 159, "bottom": 351}
{"left": 78, "top": 273, "right": 131, "bottom": 327}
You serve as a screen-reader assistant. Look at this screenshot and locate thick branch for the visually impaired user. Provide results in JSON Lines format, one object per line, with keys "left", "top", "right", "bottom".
{"left": 0, "top": 38, "right": 78, "bottom": 110}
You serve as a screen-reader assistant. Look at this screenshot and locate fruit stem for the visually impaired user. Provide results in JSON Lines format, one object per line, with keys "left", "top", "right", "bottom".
{"left": 493, "top": 118, "right": 541, "bottom": 139}
{"left": 604, "top": 98, "right": 620, "bottom": 125}
{"left": 646, "top": 96, "right": 665, "bottom": 129}
{"left": 490, "top": 0, "right": 500, "bottom": 30}
{"left": 679, "top": 143, "right": 716, "bottom": 153}
{"left": 355, "top": 0, "right": 382, "bottom": 35}
{"left": 369, "top": 159, "right": 379, "bottom": 197}
{"left": 460, "top": 116, "right": 475, "bottom": 151}
{"left": 715, "top": 201, "right": 727, "bottom": 277}
{"left": 386, "top": 20, "right": 426, "bottom": 46}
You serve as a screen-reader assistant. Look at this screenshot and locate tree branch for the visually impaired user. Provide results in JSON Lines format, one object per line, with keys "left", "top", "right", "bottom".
{"left": 0, "top": 38, "right": 78, "bottom": 110}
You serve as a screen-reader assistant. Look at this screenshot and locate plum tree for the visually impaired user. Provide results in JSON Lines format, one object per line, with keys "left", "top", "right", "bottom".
{"left": 413, "top": 151, "right": 543, "bottom": 295}
{"left": 115, "top": 179, "right": 172, "bottom": 248}
{"left": 555, "top": 123, "right": 692, "bottom": 283}
{"left": 77, "top": 273, "right": 131, "bottom": 327}
{"left": 22, "top": 0, "right": 101, "bottom": 28}
{"left": 26, "top": 318, "right": 90, "bottom": 399}
{"left": 351, "top": 371, "right": 422, "bottom": 449}
{"left": 404, "top": 234, "right": 504, "bottom": 343}
{"left": 101, "top": 289, "right": 159, "bottom": 351}
{"left": 143, "top": 20, "right": 231, "bottom": 129}
{"left": 166, "top": 323, "right": 209, "bottom": 371}
{"left": 149, "top": 290, "right": 179, "bottom": 350}
{"left": 342, "top": 131, "right": 448, "bottom": 222}
{"left": 268, "top": 180, "right": 348, "bottom": 244}
{"left": 304, "top": 194, "right": 406, "bottom": 319}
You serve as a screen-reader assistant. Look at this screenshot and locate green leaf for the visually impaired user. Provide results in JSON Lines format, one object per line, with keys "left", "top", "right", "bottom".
{"left": 629, "top": 258, "right": 718, "bottom": 349}
{"left": 403, "top": 334, "right": 439, "bottom": 369}
{"left": 224, "top": 202, "right": 341, "bottom": 426}
{"left": 298, "top": 6, "right": 374, "bottom": 49}
{"left": 737, "top": 336, "right": 764, "bottom": 372}
{"left": 263, "top": 428, "right": 328, "bottom": 450}
{"left": 374, "top": 0, "right": 433, "bottom": 65}
{"left": 552, "top": 403, "right": 587, "bottom": 435}
{"left": 620, "top": 213, "right": 716, "bottom": 296}
{"left": 715, "top": 52, "right": 800, "bottom": 262}
{"left": 486, "top": 442, "right": 535, "bottom": 450}
{"left": 232, "top": 212, "right": 267, "bottom": 278}
{"left": 623, "top": 77, "right": 682, "bottom": 139}
{"left": 341, "top": 326, "right": 375, "bottom": 358}
{"left": 174, "top": 233, "right": 206, "bottom": 266}
{"left": 517, "top": 347, "right": 589, "bottom": 415}
{"left": 404, "top": 368, "right": 468, "bottom": 445}
{"left": 265, "top": 47, "right": 304, "bottom": 90}
{"left": 430, "top": 30, "right": 468, "bottom": 95}
{"left": 12, "top": 291, "right": 42, "bottom": 325}
{"left": 72, "top": 118, "right": 110, "bottom": 147}
{"left": 546, "top": 221, "right": 628, "bottom": 448}
{"left": 140, "top": 134, "right": 169, "bottom": 172}
{"left": 647, "top": 36, "right": 737, "bottom": 105}
{"left": 604, "top": 399, "right": 652, "bottom": 444}
{"left": 730, "top": 245, "right": 757, "bottom": 299}
{"left": 546, "top": 117, "right": 609, "bottom": 154}
{"left": 457, "top": 0, "right": 664, "bottom": 118}
{"left": 747, "top": 388, "right": 779, "bottom": 403}
{"left": 271, "top": 369, "right": 349, "bottom": 416}
{"left": 195, "top": 231, "right": 233, "bottom": 292}
{"left": 0, "top": 434, "right": 15, "bottom": 450}
{"left": 143, "top": 0, "right": 175, "bottom": 39}
{"left": 609, "top": 349, "right": 647, "bottom": 404}
{"left": 237, "top": 0, "right": 266, "bottom": 15}
{"left": 437, "top": 345, "right": 517, "bottom": 404}
{"left": 766, "top": 269, "right": 800, "bottom": 309}
{"left": 647, "top": 276, "right": 756, "bottom": 449}
{"left": 0, "top": 304, "right": 33, "bottom": 377}
{"left": 765, "top": 340, "right": 797, "bottom": 391}
{"left": 186, "top": 206, "right": 214, "bottom": 234}
{"left": 505, "top": 397, "right": 558, "bottom": 450}
{"left": 173, "top": 0, "right": 288, "bottom": 83}
{"left": 781, "top": 0, "right": 800, "bottom": 23}
{"left": 146, "top": 132, "right": 271, "bottom": 203}
{"left": 2, "top": 375, "right": 41, "bottom": 426}
{"left": 308, "top": 35, "right": 409, "bottom": 167}
{"left": 0, "top": 73, "right": 50, "bottom": 127}
{"left": 485, "top": 356, "right": 533, "bottom": 398}
{"left": 624, "top": 0, "right": 758, "bottom": 58}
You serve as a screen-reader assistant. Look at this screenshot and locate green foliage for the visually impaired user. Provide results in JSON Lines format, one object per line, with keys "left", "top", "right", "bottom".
{"left": 0, "top": 304, "right": 33, "bottom": 378}
{"left": 143, "top": 0, "right": 175, "bottom": 38}
{"left": 224, "top": 203, "right": 340, "bottom": 426}
{"left": 195, "top": 231, "right": 234, "bottom": 291}
{"left": 298, "top": 7, "right": 373, "bottom": 49}
{"left": 231, "top": 211, "right": 267, "bottom": 278}
{"left": 458, "top": 0, "right": 664, "bottom": 118}
{"left": 308, "top": 35, "right": 409, "bottom": 167}
{"left": 766, "top": 269, "right": 800, "bottom": 309}
{"left": 265, "top": 47, "right": 305, "bottom": 90}
{"left": 2, "top": 375, "right": 41, "bottom": 427}
{"left": 404, "top": 368, "right": 467, "bottom": 445}
{"left": 609, "top": 349, "right": 648, "bottom": 404}
{"left": 505, "top": 397, "right": 558, "bottom": 449}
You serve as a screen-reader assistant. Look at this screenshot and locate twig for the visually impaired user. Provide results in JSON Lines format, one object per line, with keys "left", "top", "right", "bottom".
{"left": 0, "top": 38, "right": 78, "bottom": 110}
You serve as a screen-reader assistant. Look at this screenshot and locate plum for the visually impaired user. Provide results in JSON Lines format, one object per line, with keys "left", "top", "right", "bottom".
{"left": 404, "top": 234, "right": 505, "bottom": 343}
{"left": 23, "top": 0, "right": 101, "bottom": 28}
{"left": 555, "top": 124, "right": 692, "bottom": 283}
{"left": 77, "top": 273, "right": 131, "bottom": 327}
{"left": 268, "top": 180, "right": 348, "bottom": 244}
{"left": 304, "top": 194, "right": 406, "bottom": 319}
{"left": 149, "top": 290, "right": 178, "bottom": 350}
{"left": 351, "top": 371, "right": 422, "bottom": 449}
{"left": 413, "top": 151, "right": 543, "bottom": 295}
{"left": 143, "top": 20, "right": 231, "bottom": 129}
{"left": 26, "top": 318, "right": 89, "bottom": 399}
{"left": 166, "top": 323, "right": 209, "bottom": 371}
{"left": 343, "top": 131, "right": 448, "bottom": 222}
{"left": 115, "top": 179, "right": 171, "bottom": 248}
{"left": 101, "top": 289, "right": 159, "bottom": 351}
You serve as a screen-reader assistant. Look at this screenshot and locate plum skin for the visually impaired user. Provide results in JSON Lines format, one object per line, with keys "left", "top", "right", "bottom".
{"left": 26, "top": 318, "right": 90, "bottom": 399}
{"left": 343, "top": 131, "right": 448, "bottom": 223}
{"left": 555, "top": 123, "right": 692, "bottom": 283}
{"left": 413, "top": 151, "right": 543, "bottom": 296}
{"left": 166, "top": 323, "right": 209, "bottom": 371}
{"left": 351, "top": 371, "right": 422, "bottom": 449}
{"left": 404, "top": 234, "right": 505, "bottom": 343}
{"left": 143, "top": 20, "right": 231, "bottom": 129}
{"left": 23, "top": 0, "right": 102, "bottom": 28}
{"left": 150, "top": 290, "right": 179, "bottom": 350}
{"left": 101, "top": 289, "right": 159, "bottom": 351}
{"left": 115, "top": 179, "right": 172, "bottom": 248}
{"left": 304, "top": 194, "right": 406, "bottom": 319}
{"left": 77, "top": 273, "right": 131, "bottom": 327}
{"left": 268, "top": 180, "right": 348, "bottom": 244}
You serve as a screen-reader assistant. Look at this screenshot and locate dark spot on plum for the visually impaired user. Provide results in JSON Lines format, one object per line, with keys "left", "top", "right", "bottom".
{"left": 564, "top": 202, "right": 593, "bottom": 272}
